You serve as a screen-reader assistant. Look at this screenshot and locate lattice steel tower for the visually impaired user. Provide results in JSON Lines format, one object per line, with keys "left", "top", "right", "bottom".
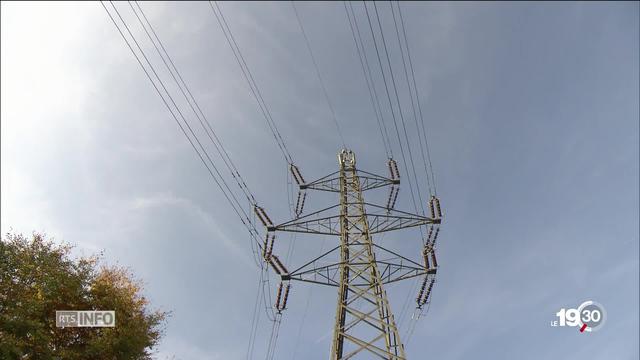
{"left": 255, "top": 149, "right": 442, "bottom": 359}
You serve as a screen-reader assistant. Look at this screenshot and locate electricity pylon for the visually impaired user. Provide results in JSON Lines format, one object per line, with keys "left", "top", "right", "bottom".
{"left": 255, "top": 149, "right": 442, "bottom": 359}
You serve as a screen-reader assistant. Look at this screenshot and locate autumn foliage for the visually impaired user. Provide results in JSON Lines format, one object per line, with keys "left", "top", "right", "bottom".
{"left": 0, "top": 232, "right": 168, "bottom": 359}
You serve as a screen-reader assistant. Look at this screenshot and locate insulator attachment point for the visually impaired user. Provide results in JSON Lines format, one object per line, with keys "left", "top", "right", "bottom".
{"left": 290, "top": 164, "right": 306, "bottom": 187}
{"left": 388, "top": 158, "right": 400, "bottom": 180}
{"left": 295, "top": 191, "right": 307, "bottom": 218}
{"left": 254, "top": 205, "right": 274, "bottom": 227}
{"left": 429, "top": 196, "right": 443, "bottom": 220}
{"left": 386, "top": 185, "right": 399, "bottom": 211}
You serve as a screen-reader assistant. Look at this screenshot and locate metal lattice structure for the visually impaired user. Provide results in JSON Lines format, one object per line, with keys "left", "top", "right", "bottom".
{"left": 256, "top": 149, "right": 442, "bottom": 359}
{"left": 102, "top": 1, "right": 442, "bottom": 357}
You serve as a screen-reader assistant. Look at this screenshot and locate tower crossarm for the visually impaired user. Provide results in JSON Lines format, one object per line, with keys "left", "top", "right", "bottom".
{"left": 301, "top": 169, "right": 399, "bottom": 193}
{"left": 363, "top": 204, "right": 440, "bottom": 233}
{"left": 271, "top": 204, "right": 342, "bottom": 235}
{"left": 272, "top": 203, "right": 439, "bottom": 235}
{"left": 287, "top": 244, "right": 437, "bottom": 287}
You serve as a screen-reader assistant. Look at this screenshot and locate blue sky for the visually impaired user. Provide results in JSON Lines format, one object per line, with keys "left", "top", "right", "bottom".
{"left": 1, "top": 2, "right": 638, "bottom": 359}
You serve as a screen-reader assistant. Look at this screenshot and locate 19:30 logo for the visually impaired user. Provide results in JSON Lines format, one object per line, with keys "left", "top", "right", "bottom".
{"left": 551, "top": 300, "right": 606, "bottom": 332}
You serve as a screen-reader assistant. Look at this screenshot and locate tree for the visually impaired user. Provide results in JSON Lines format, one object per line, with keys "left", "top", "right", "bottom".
{"left": 0, "top": 232, "right": 168, "bottom": 360}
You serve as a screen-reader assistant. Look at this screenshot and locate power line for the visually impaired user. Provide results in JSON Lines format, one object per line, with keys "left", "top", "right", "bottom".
{"left": 102, "top": 10, "right": 275, "bottom": 356}
{"left": 207, "top": 19, "right": 300, "bottom": 344}
{"left": 246, "top": 268, "right": 264, "bottom": 359}
{"left": 131, "top": 7, "right": 289, "bottom": 350}
{"left": 130, "top": 1, "right": 257, "bottom": 206}
{"left": 362, "top": 1, "right": 424, "bottom": 222}
{"left": 389, "top": 1, "right": 433, "bottom": 197}
{"left": 265, "top": 313, "right": 282, "bottom": 360}
{"left": 102, "top": 2, "right": 243, "bottom": 220}
{"left": 349, "top": 0, "right": 395, "bottom": 160}
{"left": 260, "top": 265, "right": 281, "bottom": 360}
{"left": 397, "top": 1, "right": 438, "bottom": 195}
{"left": 291, "top": 286, "right": 312, "bottom": 359}
{"left": 105, "top": 3, "right": 442, "bottom": 358}
{"left": 101, "top": 2, "right": 263, "bottom": 266}
{"left": 208, "top": 1, "right": 294, "bottom": 165}
{"left": 291, "top": 1, "right": 347, "bottom": 149}
{"left": 125, "top": 2, "right": 275, "bottom": 355}
{"left": 371, "top": 2, "right": 426, "bottom": 218}
{"left": 205, "top": 8, "right": 295, "bottom": 348}
{"left": 367, "top": 3, "right": 431, "bottom": 336}
{"left": 343, "top": 1, "right": 391, "bottom": 159}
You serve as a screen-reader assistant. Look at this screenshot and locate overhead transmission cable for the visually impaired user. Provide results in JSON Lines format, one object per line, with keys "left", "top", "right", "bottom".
{"left": 291, "top": 1, "right": 347, "bottom": 149}
{"left": 103, "top": 4, "right": 272, "bottom": 355}
{"left": 209, "top": 0, "right": 288, "bottom": 315}
{"left": 130, "top": 1, "right": 257, "bottom": 206}
{"left": 246, "top": 269, "right": 264, "bottom": 360}
{"left": 343, "top": 1, "right": 392, "bottom": 159}
{"left": 265, "top": 313, "right": 282, "bottom": 360}
{"left": 208, "top": 1, "right": 294, "bottom": 165}
{"left": 371, "top": 1, "right": 426, "bottom": 218}
{"left": 208, "top": 4, "right": 289, "bottom": 358}
{"left": 362, "top": 2, "right": 424, "bottom": 223}
{"left": 105, "top": 3, "right": 285, "bottom": 357}
{"left": 261, "top": 265, "right": 282, "bottom": 360}
{"left": 389, "top": 1, "right": 433, "bottom": 197}
{"left": 101, "top": 2, "right": 262, "bottom": 260}
{"left": 291, "top": 286, "right": 313, "bottom": 359}
{"left": 363, "top": 2, "right": 430, "bottom": 331}
{"left": 397, "top": 1, "right": 438, "bottom": 195}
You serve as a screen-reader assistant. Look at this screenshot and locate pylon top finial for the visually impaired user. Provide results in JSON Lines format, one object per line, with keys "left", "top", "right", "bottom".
{"left": 338, "top": 149, "right": 356, "bottom": 167}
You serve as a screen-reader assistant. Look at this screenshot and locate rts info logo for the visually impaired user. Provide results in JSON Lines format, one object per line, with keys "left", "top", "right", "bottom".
{"left": 551, "top": 300, "right": 606, "bottom": 333}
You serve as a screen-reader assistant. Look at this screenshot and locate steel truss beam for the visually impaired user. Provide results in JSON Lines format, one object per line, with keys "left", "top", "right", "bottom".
{"left": 301, "top": 169, "right": 399, "bottom": 193}
{"left": 271, "top": 203, "right": 439, "bottom": 235}
{"left": 288, "top": 244, "right": 436, "bottom": 287}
